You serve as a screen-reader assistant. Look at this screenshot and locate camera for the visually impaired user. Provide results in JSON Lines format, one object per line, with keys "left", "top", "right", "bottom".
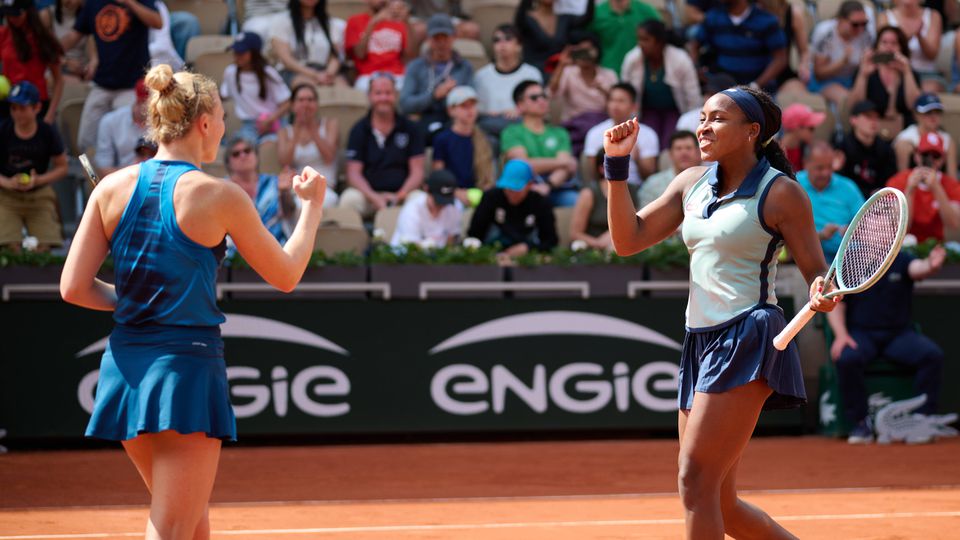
{"left": 872, "top": 52, "right": 894, "bottom": 64}
{"left": 921, "top": 152, "right": 937, "bottom": 168}
{"left": 570, "top": 48, "right": 594, "bottom": 62}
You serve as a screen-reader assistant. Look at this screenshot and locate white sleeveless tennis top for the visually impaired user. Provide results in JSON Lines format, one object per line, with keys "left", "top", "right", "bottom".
{"left": 681, "top": 158, "right": 786, "bottom": 331}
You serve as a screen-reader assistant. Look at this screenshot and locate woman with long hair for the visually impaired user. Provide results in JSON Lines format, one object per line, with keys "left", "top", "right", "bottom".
{"left": 878, "top": 0, "right": 944, "bottom": 93}
{"left": 604, "top": 86, "right": 839, "bottom": 538}
{"left": 514, "top": 0, "right": 593, "bottom": 76}
{"left": 849, "top": 25, "right": 921, "bottom": 133}
{"left": 0, "top": 0, "right": 64, "bottom": 123}
{"left": 272, "top": 0, "right": 347, "bottom": 86}
{"left": 278, "top": 83, "right": 339, "bottom": 207}
{"left": 221, "top": 31, "right": 292, "bottom": 144}
{"left": 620, "top": 19, "right": 700, "bottom": 150}
{"left": 60, "top": 64, "right": 326, "bottom": 538}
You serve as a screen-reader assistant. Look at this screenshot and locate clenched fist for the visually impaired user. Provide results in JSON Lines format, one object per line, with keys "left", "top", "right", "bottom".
{"left": 293, "top": 165, "right": 327, "bottom": 206}
{"left": 603, "top": 117, "right": 639, "bottom": 158}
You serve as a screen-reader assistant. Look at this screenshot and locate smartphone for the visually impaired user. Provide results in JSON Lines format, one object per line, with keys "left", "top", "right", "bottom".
{"left": 570, "top": 48, "right": 593, "bottom": 62}
{"left": 921, "top": 153, "right": 937, "bottom": 168}
{"left": 872, "top": 52, "right": 894, "bottom": 64}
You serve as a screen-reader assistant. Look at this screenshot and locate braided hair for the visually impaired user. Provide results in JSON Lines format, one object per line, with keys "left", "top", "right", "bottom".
{"left": 735, "top": 85, "right": 796, "bottom": 180}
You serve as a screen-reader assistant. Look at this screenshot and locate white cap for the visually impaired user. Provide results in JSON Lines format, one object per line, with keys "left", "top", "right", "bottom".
{"left": 446, "top": 86, "right": 478, "bottom": 108}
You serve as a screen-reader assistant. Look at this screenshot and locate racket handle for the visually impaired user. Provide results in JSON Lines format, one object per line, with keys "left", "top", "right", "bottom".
{"left": 773, "top": 302, "right": 816, "bottom": 351}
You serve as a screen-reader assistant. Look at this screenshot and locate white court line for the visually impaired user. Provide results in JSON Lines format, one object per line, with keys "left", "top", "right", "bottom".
{"left": 6, "top": 484, "right": 960, "bottom": 512}
{"left": 2, "top": 511, "right": 960, "bottom": 539}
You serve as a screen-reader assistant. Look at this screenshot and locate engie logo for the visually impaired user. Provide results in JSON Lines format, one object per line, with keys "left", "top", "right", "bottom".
{"left": 75, "top": 314, "right": 351, "bottom": 419}
{"left": 428, "top": 311, "right": 681, "bottom": 415}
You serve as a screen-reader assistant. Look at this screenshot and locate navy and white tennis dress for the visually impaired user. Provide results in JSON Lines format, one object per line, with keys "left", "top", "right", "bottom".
{"left": 676, "top": 158, "right": 806, "bottom": 410}
{"left": 85, "top": 159, "right": 237, "bottom": 441}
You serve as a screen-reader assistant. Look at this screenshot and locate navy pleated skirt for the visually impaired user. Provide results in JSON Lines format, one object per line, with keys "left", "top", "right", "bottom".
{"left": 85, "top": 324, "right": 237, "bottom": 441}
{"left": 678, "top": 305, "right": 807, "bottom": 411}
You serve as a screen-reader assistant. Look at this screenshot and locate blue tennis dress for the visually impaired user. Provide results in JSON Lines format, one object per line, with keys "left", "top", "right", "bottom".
{"left": 677, "top": 158, "right": 806, "bottom": 410}
{"left": 85, "top": 159, "right": 237, "bottom": 441}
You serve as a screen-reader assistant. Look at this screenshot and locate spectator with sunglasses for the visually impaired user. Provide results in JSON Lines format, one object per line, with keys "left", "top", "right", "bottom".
{"left": 808, "top": 1, "right": 874, "bottom": 110}
{"left": 224, "top": 135, "right": 299, "bottom": 258}
{"left": 501, "top": 80, "right": 579, "bottom": 207}
{"left": 472, "top": 24, "right": 543, "bottom": 138}
{"left": 886, "top": 131, "right": 960, "bottom": 242}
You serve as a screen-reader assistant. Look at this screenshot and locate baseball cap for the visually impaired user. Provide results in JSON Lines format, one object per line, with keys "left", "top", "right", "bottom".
{"left": 7, "top": 81, "right": 40, "bottom": 105}
{"left": 915, "top": 93, "right": 944, "bottom": 114}
{"left": 229, "top": 32, "right": 263, "bottom": 54}
{"left": 781, "top": 103, "right": 826, "bottom": 130}
{"left": 446, "top": 86, "right": 478, "bottom": 108}
{"left": 496, "top": 159, "right": 534, "bottom": 191}
{"left": 427, "top": 13, "right": 455, "bottom": 37}
{"left": 426, "top": 169, "right": 457, "bottom": 206}
{"left": 703, "top": 72, "right": 737, "bottom": 95}
{"left": 918, "top": 131, "right": 945, "bottom": 156}
{"left": 849, "top": 100, "right": 879, "bottom": 117}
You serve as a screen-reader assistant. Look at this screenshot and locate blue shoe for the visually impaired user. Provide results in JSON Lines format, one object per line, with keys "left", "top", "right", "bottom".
{"left": 847, "top": 419, "right": 874, "bottom": 444}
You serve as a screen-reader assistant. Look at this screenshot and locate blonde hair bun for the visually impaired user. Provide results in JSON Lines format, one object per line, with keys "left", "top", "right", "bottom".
{"left": 145, "top": 64, "right": 176, "bottom": 96}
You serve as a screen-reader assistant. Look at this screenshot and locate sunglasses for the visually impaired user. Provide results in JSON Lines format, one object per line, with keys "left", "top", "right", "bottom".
{"left": 526, "top": 93, "right": 548, "bottom": 102}
{"left": 492, "top": 35, "right": 515, "bottom": 43}
{"left": 850, "top": 21, "right": 868, "bottom": 28}
{"left": 231, "top": 147, "right": 253, "bottom": 158}
{"left": 371, "top": 71, "right": 396, "bottom": 83}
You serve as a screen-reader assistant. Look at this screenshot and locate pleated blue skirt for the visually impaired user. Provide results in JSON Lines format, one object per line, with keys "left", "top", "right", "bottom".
{"left": 85, "top": 324, "right": 237, "bottom": 441}
{"left": 678, "top": 305, "right": 807, "bottom": 411}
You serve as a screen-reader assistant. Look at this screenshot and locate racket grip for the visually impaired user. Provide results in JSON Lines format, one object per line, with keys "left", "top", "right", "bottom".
{"left": 773, "top": 302, "right": 816, "bottom": 351}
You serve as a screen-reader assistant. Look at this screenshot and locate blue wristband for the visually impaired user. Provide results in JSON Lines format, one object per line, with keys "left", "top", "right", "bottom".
{"left": 604, "top": 155, "right": 630, "bottom": 181}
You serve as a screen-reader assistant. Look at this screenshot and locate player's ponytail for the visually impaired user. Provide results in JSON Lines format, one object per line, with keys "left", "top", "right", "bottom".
{"left": 741, "top": 86, "right": 796, "bottom": 180}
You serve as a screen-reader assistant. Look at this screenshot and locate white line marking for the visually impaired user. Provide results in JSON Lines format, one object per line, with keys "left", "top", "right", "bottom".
{"left": 2, "top": 511, "right": 959, "bottom": 538}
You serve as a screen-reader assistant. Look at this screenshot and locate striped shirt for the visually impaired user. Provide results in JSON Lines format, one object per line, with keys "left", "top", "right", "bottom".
{"left": 695, "top": 6, "right": 787, "bottom": 85}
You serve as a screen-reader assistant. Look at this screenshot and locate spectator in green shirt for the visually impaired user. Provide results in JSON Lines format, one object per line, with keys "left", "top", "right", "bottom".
{"left": 500, "top": 80, "right": 579, "bottom": 207}
{"left": 589, "top": 0, "right": 662, "bottom": 72}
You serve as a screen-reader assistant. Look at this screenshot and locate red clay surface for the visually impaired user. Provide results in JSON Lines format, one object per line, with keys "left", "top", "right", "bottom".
{"left": 1, "top": 436, "right": 959, "bottom": 538}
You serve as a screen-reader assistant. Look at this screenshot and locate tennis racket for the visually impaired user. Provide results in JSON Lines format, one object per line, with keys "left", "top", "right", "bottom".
{"left": 773, "top": 187, "right": 909, "bottom": 351}
{"left": 78, "top": 153, "right": 99, "bottom": 187}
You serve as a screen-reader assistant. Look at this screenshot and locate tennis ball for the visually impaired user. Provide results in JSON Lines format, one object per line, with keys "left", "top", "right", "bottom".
{"left": 0, "top": 76, "right": 9, "bottom": 100}
{"left": 17, "top": 173, "right": 31, "bottom": 186}
{"left": 467, "top": 188, "right": 483, "bottom": 207}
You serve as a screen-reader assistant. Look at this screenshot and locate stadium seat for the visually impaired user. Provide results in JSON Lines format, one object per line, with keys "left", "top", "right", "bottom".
{"left": 186, "top": 35, "right": 234, "bottom": 63}
{"left": 192, "top": 51, "right": 233, "bottom": 86}
{"left": 580, "top": 151, "right": 597, "bottom": 184}
{"left": 453, "top": 39, "right": 491, "bottom": 72}
{"left": 165, "top": 0, "right": 228, "bottom": 35}
{"left": 554, "top": 206, "right": 574, "bottom": 249}
{"left": 58, "top": 98, "right": 86, "bottom": 157}
{"left": 321, "top": 206, "right": 364, "bottom": 229}
{"left": 314, "top": 227, "right": 369, "bottom": 255}
{"left": 258, "top": 140, "right": 282, "bottom": 175}
{"left": 462, "top": 0, "right": 520, "bottom": 57}
{"left": 936, "top": 30, "right": 955, "bottom": 85}
{"left": 327, "top": 0, "right": 366, "bottom": 21}
{"left": 315, "top": 85, "right": 370, "bottom": 150}
{"left": 373, "top": 206, "right": 403, "bottom": 242}
{"left": 223, "top": 98, "right": 243, "bottom": 140}
{"left": 937, "top": 93, "right": 960, "bottom": 152}
{"left": 658, "top": 149, "right": 673, "bottom": 173}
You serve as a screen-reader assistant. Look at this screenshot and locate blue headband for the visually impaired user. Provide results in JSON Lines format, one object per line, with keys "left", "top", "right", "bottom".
{"left": 720, "top": 88, "right": 766, "bottom": 136}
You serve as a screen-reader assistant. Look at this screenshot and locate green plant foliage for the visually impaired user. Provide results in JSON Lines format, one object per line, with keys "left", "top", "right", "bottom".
{"left": 638, "top": 236, "right": 690, "bottom": 270}
{"left": 369, "top": 243, "right": 499, "bottom": 265}
{"left": 903, "top": 238, "right": 960, "bottom": 263}
{"left": 0, "top": 249, "right": 66, "bottom": 268}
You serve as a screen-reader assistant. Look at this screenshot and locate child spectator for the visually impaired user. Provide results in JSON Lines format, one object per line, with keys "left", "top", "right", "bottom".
{"left": 221, "top": 32, "right": 292, "bottom": 145}
{"left": 431, "top": 86, "right": 494, "bottom": 206}
{"left": 0, "top": 82, "right": 68, "bottom": 251}
{"left": 278, "top": 83, "right": 339, "bottom": 207}
{"left": 345, "top": 0, "right": 416, "bottom": 91}
{"left": 390, "top": 169, "right": 464, "bottom": 248}
{"left": 0, "top": 0, "right": 64, "bottom": 123}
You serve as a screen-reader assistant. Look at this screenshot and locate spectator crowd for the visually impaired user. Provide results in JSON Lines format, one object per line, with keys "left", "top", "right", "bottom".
{"left": 2, "top": 0, "right": 960, "bottom": 258}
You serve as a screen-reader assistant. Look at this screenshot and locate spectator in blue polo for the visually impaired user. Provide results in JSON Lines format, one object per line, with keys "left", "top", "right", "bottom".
{"left": 797, "top": 140, "right": 865, "bottom": 261}
{"left": 467, "top": 159, "right": 558, "bottom": 263}
{"left": 690, "top": 0, "right": 788, "bottom": 91}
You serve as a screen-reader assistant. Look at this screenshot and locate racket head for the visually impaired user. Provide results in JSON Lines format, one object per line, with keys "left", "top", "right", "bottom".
{"left": 78, "top": 153, "right": 99, "bottom": 187}
{"left": 827, "top": 187, "right": 909, "bottom": 296}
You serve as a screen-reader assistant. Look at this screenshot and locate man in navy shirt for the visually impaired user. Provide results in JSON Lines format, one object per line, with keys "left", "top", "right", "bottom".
{"left": 342, "top": 72, "right": 426, "bottom": 219}
{"left": 60, "top": 0, "right": 161, "bottom": 154}
{"left": 826, "top": 247, "right": 947, "bottom": 444}
{"left": 691, "top": 0, "right": 787, "bottom": 91}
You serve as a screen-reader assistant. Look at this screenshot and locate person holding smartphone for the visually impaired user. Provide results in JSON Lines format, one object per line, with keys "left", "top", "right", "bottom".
{"left": 886, "top": 131, "right": 960, "bottom": 242}
{"left": 848, "top": 26, "right": 921, "bottom": 132}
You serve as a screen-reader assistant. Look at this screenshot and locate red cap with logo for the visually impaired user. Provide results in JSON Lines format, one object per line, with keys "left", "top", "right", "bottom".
{"left": 918, "top": 131, "right": 945, "bottom": 156}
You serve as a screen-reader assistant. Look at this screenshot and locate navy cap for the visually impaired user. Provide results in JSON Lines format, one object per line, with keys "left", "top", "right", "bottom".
{"left": 229, "top": 32, "right": 263, "bottom": 54}
{"left": 850, "top": 100, "right": 879, "bottom": 117}
{"left": 915, "top": 93, "right": 944, "bottom": 114}
{"left": 427, "top": 13, "right": 455, "bottom": 37}
{"left": 7, "top": 80, "right": 40, "bottom": 105}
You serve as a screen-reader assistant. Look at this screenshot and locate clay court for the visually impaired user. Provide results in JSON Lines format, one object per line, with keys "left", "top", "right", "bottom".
{"left": 1, "top": 435, "right": 958, "bottom": 539}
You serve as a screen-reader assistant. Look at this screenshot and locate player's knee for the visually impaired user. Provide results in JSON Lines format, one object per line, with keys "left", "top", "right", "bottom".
{"left": 677, "top": 455, "right": 718, "bottom": 509}
{"left": 149, "top": 505, "right": 204, "bottom": 539}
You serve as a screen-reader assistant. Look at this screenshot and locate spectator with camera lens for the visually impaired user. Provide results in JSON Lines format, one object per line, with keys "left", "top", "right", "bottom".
{"left": 886, "top": 131, "right": 960, "bottom": 242}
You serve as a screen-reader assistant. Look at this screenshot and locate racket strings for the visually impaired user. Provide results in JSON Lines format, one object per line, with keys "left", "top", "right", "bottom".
{"left": 838, "top": 192, "right": 902, "bottom": 288}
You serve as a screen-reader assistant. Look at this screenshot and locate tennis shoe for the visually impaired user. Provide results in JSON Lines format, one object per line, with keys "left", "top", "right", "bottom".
{"left": 847, "top": 420, "right": 874, "bottom": 444}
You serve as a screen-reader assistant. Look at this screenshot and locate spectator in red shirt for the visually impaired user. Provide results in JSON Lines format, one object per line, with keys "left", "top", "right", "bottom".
{"left": 886, "top": 131, "right": 960, "bottom": 241}
{"left": 345, "top": 0, "right": 417, "bottom": 92}
{"left": 0, "top": 0, "right": 64, "bottom": 124}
